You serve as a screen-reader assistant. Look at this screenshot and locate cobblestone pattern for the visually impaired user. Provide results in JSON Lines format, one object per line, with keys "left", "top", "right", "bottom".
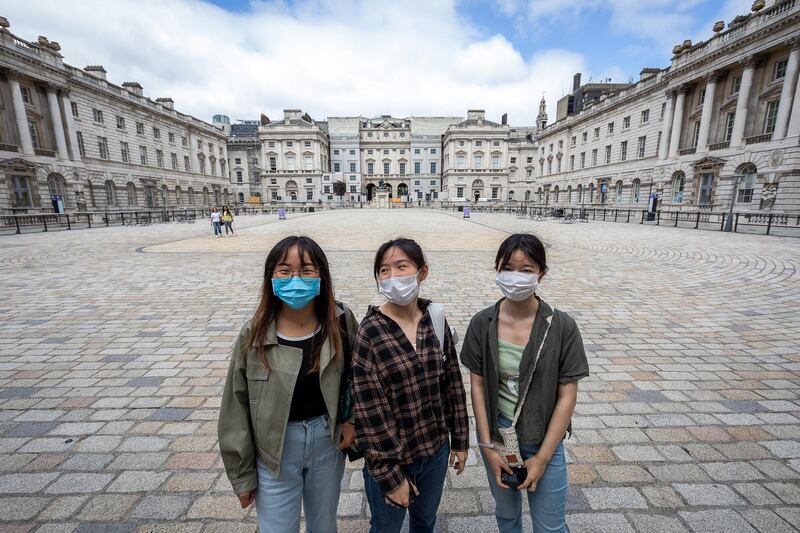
{"left": 0, "top": 209, "right": 799, "bottom": 532}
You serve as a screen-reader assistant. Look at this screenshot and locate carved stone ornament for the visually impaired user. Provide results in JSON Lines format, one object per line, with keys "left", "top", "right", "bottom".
{"left": 769, "top": 150, "right": 783, "bottom": 168}
{"left": 760, "top": 183, "right": 777, "bottom": 208}
{"left": 752, "top": 0, "right": 765, "bottom": 12}
{"left": 713, "top": 21, "right": 725, "bottom": 32}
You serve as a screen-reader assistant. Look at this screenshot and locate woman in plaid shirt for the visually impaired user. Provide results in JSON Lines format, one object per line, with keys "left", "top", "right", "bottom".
{"left": 353, "top": 237, "right": 470, "bottom": 533}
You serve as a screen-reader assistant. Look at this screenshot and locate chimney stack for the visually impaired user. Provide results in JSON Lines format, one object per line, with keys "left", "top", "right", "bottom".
{"left": 84, "top": 65, "right": 107, "bottom": 80}
{"left": 573, "top": 73, "right": 582, "bottom": 92}
{"left": 122, "top": 81, "right": 144, "bottom": 97}
{"left": 156, "top": 97, "right": 174, "bottom": 110}
{"left": 501, "top": 113, "right": 508, "bottom": 125}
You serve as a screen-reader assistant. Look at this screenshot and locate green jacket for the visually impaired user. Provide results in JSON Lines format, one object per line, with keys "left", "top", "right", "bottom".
{"left": 218, "top": 304, "right": 357, "bottom": 494}
{"left": 460, "top": 297, "right": 589, "bottom": 445}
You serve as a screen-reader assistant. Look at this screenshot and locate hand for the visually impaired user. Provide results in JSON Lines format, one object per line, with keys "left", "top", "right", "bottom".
{"left": 484, "top": 449, "right": 513, "bottom": 489}
{"left": 518, "top": 455, "right": 548, "bottom": 491}
{"left": 338, "top": 422, "right": 355, "bottom": 450}
{"left": 386, "top": 478, "right": 418, "bottom": 508}
{"left": 238, "top": 490, "right": 255, "bottom": 508}
{"left": 449, "top": 450, "right": 468, "bottom": 475}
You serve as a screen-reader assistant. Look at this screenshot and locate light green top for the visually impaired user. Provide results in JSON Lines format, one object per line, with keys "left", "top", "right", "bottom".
{"left": 497, "top": 338, "right": 526, "bottom": 420}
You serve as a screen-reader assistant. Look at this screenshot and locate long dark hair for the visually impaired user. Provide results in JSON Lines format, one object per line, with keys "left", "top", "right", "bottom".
{"left": 246, "top": 236, "right": 342, "bottom": 372}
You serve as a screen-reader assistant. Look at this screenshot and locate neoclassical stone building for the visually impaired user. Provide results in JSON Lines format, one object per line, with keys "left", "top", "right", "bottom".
{"left": 534, "top": 0, "right": 800, "bottom": 215}
{"left": 0, "top": 18, "right": 229, "bottom": 215}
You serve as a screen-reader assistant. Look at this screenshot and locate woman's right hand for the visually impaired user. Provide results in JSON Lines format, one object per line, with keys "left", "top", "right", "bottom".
{"left": 238, "top": 490, "right": 255, "bottom": 508}
{"left": 484, "top": 449, "right": 514, "bottom": 489}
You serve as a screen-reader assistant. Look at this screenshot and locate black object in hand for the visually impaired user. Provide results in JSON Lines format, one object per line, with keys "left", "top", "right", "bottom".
{"left": 501, "top": 466, "right": 528, "bottom": 490}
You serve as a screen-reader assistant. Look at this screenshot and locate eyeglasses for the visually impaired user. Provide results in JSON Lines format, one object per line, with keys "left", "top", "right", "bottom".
{"left": 273, "top": 267, "right": 319, "bottom": 279}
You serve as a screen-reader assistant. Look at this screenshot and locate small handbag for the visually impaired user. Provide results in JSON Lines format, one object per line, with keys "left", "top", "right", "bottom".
{"left": 493, "top": 314, "right": 553, "bottom": 467}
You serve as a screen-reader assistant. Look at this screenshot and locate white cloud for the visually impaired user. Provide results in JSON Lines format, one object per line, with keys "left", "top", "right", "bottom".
{"left": 1, "top": 0, "right": 585, "bottom": 126}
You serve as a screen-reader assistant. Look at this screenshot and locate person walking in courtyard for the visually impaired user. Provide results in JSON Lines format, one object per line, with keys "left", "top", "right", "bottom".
{"left": 222, "top": 205, "right": 235, "bottom": 236}
{"left": 210, "top": 207, "right": 222, "bottom": 237}
{"left": 218, "top": 235, "right": 358, "bottom": 533}
{"left": 460, "top": 233, "right": 589, "bottom": 533}
{"left": 353, "top": 237, "right": 469, "bottom": 533}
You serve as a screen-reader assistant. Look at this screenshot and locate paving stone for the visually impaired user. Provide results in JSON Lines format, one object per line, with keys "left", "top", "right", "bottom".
{"left": 37, "top": 495, "right": 90, "bottom": 520}
{"left": 0, "top": 496, "right": 50, "bottom": 520}
{"left": 627, "top": 513, "right": 689, "bottom": 533}
{"left": 700, "top": 462, "right": 764, "bottom": 481}
{"left": 758, "top": 440, "right": 800, "bottom": 459}
{"left": 679, "top": 509, "right": 756, "bottom": 533}
{"left": 0, "top": 472, "right": 60, "bottom": 493}
{"left": 59, "top": 454, "right": 114, "bottom": 471}
{"left": 641, "top": 486, "right": 686, "bottom": 508}
{"left": 595, "top": 464, "right": 653, "bottom": 483}
{"left": 648, "top": 464, "right": 709, "bottom": 482}
{"left": 582, "top": 487, "right": 648, "bottom": 509}
{"left": 566, "top": 513, "right": 634, "bottom": 533}
{"left": 130, "top": 495, "right": 192, "bottom": 519}
{"left": 763, "top": 482, "right": 800, "bottom": 504}
{"left": 107, "top": 471, "right": 170, "bottom": 492}
{"left": 45, "top": 473, "right": 115, "bottom": 494}
{"left": 740, "top": 508, "right": 796, "bottom": 533}
{"left": 672, "top": 483, "right": 745, "bottom": 506}
{"left": 78, "top": 494, "right": 140, "bottom": 520}
{"left": 186, "top": 495, "right": 250, "bottom": 519}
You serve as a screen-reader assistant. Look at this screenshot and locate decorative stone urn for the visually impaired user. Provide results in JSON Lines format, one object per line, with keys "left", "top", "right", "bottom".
{"left": 673, "top": 45, "right": 683, "bottom": 55}
{"left": 0, "top": 16, "right": 9, "bottom": 29}
{"left": 713, "top": 21, "right": 725, "bottom": 32}
{"left": 682, "top": 39, "right": 692, "bottom": 50}
{"left": 752, "top": 0, "right": 765, "bottom": 11}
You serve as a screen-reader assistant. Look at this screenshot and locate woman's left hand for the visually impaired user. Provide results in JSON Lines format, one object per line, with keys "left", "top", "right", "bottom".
{"left": 449, "top": 450, "right": 468, "bottom": 475}
{"left": 518, "top": 454, "right": 548, "bottom": 491}
{"left": 338, "top": 422, "right": 355, "bottom": 449}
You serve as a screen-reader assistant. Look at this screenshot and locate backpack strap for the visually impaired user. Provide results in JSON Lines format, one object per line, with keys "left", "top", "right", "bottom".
{"left": 428, "top": 303, "right": 447, "bottom": 358}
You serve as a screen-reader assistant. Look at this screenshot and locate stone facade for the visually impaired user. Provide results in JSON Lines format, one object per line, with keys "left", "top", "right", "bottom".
{"left": 534, "top": 0, "right": 800, "bottom": 215}
{"left": 0, "top": 19, "right": 230, "bottom": 214}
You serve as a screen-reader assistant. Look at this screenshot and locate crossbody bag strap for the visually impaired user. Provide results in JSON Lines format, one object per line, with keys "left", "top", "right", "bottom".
{"left": 510, "top": 313, "right": 553, "bottom": 427}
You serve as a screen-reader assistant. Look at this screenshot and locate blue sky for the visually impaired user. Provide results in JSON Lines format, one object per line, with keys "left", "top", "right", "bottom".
{"left": 5, "top": 0, "right": 753, "bottom": 123}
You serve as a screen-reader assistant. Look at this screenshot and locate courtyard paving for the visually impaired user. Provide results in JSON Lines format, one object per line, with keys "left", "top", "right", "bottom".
{"left": 0, "top": 208, "right": 799, "bottom": 532}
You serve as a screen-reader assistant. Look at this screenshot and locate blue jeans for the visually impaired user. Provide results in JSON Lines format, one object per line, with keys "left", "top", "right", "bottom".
{"left": 480, "top": 414, "right": 567, "bottom": 533}
{"left": 363, "top": 440, "right": 450, "bottom": 533}
{"left": 255, "top": 415, "right": 345, "bottom": 533}
{"left": 212, "top": 221, "right": 222, "bottom": 235}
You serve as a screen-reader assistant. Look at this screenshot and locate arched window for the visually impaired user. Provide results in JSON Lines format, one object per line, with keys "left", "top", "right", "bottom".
{"left": 537, "top": 187, "right": 542, "bottom": 203}
{"left": 11, "top": 175, "right": 33, "bottom": 207}
{"left": 188, "top": 186, "right": 195, "bottom": 205}
{"left": 175, "top": 186, "right": 182, "bottom": 205}
{"left": 286, "top": 180, "right": 298, "bottom": 201}
{"left": 577, "top": 184, "right": 583, "bottom": 203}
{"left": 588, "top": 183, "right": 595, "bottom": 203}
{"left": 162, "top": 185, "right": 169, "bottom": 207}
{"left": 631, "top": 179, "right": 641, "bottom": 204}
{"left": 126, "top": 182, "right": 136, "bottom": 206}
{"left": 508, "top": 190, "right": 515, "bottom": 201}
{"left": 554, "top": 185, "right": 560, "bottom": 203}
{"left": 736, "top": 163, "right": 757, "bottom": 203}
{"left": 672, "top": 172, "right": 685, "bottom": 203}
{"left": 567, "top": 185, "right": 573, "bottom": 204}
{"left": 615, "top": 180, "right": 623, "bottom": 203}
{"left": 238, "top": 192, "right": 245, "bottom": 203}
{"left": 203, "top": 186, "right": 210, "bottom": 205}
{"left": 524, "top": 190, "right": 531, "bottom": 201}
{"left": 105, "top": 180, "right": 117, "bottom": 207}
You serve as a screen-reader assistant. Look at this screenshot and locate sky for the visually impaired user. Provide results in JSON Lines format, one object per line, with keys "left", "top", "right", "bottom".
{"left": 2, "top": 0, "right": 753, "bottom": 126}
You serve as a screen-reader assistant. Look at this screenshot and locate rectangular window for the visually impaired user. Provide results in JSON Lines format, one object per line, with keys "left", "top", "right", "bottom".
{"left": 430, "top": 162, "right": 437, "bottom": 174}
{"left": 71, "top": 101, "right": 79, "bottom": 118}
{"left": 333, "top": 149, "right": 339, "bottom": 155}
{"left": 97, "top": 137, "right": 109, "bottom": 160}
{"left": 156, "top": 149, "right": 164, "bottom": 168}
{"left": 383, "top": 149, "right": 389, "bottom": 155}
{"left": 92, "top": 108, "right": 104, "bottom": 123}
{"left": 764, "top": 100, "right": 779, "bottom": 134}
{"left": 307, "top": 189, "right": 314, "bottom": 200}
{"left": 775, "top": 58, "right": 788, "bottom": 80}
{"left": 430, "top": 180, "right": 436, "bottom": 185}
{"left": 302, "top": 155, "right": 312, "bottom": 170}
{"left": 492, "top": 155, "right": 500, "bottom": 169}
{"left": 415, "top": 161, "right": 421, "bottom": 174}
{"left": 457, "top": 154, "right": 465, "bottom": 169}
{"left": 184, "top": 155, "right": 191, "bottom": 171}
{"left": 181, "top": 136, "right": 188, "bottom": 147}
{"left": 115, "top": 116, "right": 124, "bottom": 130}
{"left": 661, "top": 102, "right": 666, "bottom": 120}
{"left": 414, "top": 148, "right": 421, "bottom": 155}
{"left": 12, "top": 175, "right": 32, "bottom": 207}
{"left": 605, "top": 145, "right": 611, "bottom": 164}
{"left": 349, "top": 162, "right": 356, "bottom": 173}
{"left": 120, "top": 141, "right": 129, "bottom": 163}
{"left": 475, "top": 155, "right": 483, "bottom": 168}
{"left": 737, "top": 171, "right": 756, "bottom": 203}
{"left": 569, "top": 154, "right": 574, "bottom": 170}
{"left": 593, "top": 127, "right": 600, "bottom": 139}
{"left": 607, "top": 122, "right": 614, "bottom": 134}
{"left": 287, "top": 155, "right": 295, "bottom": 170}
{"left": 29, "top": 122, "right": 39, "bottom": 148}
{"left": 699, "top": 173, "right": 714, "bottom": 205}
{"left": 140, "top": 146, "right": 148, "bottom": 166}
{"left": 580, "top": 152, "right": 585, "bottom": 169}
{"left": 383, "top": 162, "right": 390, "bottom": 175}
{"left": 623, "top": 116, "right": 630, "bottom": 129}
{"left": 269, "top": 156, "right": 277, "bottom": 171}
{"left": 697, "top": 89, "right": 706, "bottom": 107}
{"left": 431, "top": 148, "right": 437, "bottom": 154}
{"left": 136, "top": 122, "right": 144, "bottom": 135}
{"left": 171, "top": 153, "right": 178, "bottom": 170}
{"left": 732, "top": 75, "right": 742, "bottom": 95}
{"left": 691, "top": 121, "right": 701, "bottom": 147}
{"left": 334, "top": 162, "right": 340, "bottom": 172}
{"left": 725, "top": 112, "right": 736, "bottom": 142}
{"left": 350, "top": 149, "right": 355, "bottom": 155}
{"left": 476, "top": 140, "right": 482, "bottom": 147}
{"left": 637, "top": 136, "right": 646, "bottom": 158}
{"left": 491, "top": 187, "right": 498, "bottom": 199}
{"left": 305, "top": 141, "right": 311, "bottom": 148}
{"left": 456, "top": 186, "right": 464, "bottom": 197}
{"left": 641, "top": 109, "right": 650, "bottom": 124}
{"left": 526, "top": 156, "right": 533, "bottom": 164}
{"left": 208, "top": 143, "right": 213, "bottom": 153}
{"left": 236, "top": 170, "right": 243, "bottom": 182}
{"left": 591, "top": 149, "right": 597, "bottom": 166}
{"left": 76, "top": 132, "right": 85, "bottom": 157}
{"left": 620, "top": 141, "right": 628, "bottom": 161}
{"left": 21, "top": 87, "right": 32, "bottom": 104}
{"left": 581, "top": 132, "right": 587, "bottom": 143}
{"left": 571, "top": 136, "right": 576, "bottom": 147}
{"left": 399, "top": 162, "right": 406, "bottom": 175}
{"left": 368, "top": 162, "right": 374, "bottom": 175}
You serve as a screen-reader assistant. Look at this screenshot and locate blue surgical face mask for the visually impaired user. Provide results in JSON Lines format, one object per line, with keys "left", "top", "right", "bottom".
{"left": 272, "top": 277, "right": 321, "bottom": 310}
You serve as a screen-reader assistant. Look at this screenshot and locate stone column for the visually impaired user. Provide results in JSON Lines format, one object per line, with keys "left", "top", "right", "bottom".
{"left": 731, "top": 56, "right": 757, "bottom": 147}
{"left": 696, "top": 72, "right": 720, "bottom": 152}
{"left": 45, "top": 83, "right": 69, "bottom": 160}
{"left": 668, "top": 86, "right": 687, "bottom": 158}
{"left": 59, "top": 89, "right": 81, "bottom": 161}
{"left": 7, "top": 73, "right": 34, "bottom": 155}
{"left": 659, "top": 89, "right": 675, "bottom": 159}
{"left": 777, "top": 38, "right": 800, "bottom": 139}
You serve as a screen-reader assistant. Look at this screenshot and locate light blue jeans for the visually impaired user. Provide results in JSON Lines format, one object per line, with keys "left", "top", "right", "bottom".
{"left": 480, "top": 414, "right": 568, "bottom": 533}
{"left": 255, "top": 414, "right": 345, "bottom": 533}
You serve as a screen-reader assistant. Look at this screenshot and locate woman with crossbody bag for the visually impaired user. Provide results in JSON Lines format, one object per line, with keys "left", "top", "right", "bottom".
{"left": 460, "top": 233, "right": 589, "bottom": 533}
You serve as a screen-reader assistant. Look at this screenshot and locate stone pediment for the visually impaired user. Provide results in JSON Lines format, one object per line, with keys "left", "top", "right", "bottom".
{"left": 691, "top": 156, "right": 726, "bottom": 168}
{"left": 0, "top": 157, "right": 39, "bottom": 171}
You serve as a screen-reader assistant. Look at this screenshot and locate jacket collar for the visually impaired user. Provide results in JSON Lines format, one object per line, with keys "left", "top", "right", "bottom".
{"left": 489, "top": 295, "right": 553, "bottom": 322}
{"left": 366, "top": 297, "right": 432, "bottom": 318}
{"left": 256, "top": 304, "right": 345, "bottom": 347}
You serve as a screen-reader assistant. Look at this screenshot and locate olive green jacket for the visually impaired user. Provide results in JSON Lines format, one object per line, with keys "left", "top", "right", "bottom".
{"left": 218, "top": 305, "right": 357, "bottom": 494}
{"left": 460, "top": 297, "right": 589, "bottom": 445}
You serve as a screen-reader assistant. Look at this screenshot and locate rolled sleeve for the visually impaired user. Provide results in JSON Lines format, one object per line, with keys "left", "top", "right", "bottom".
{"left": 459, "top": 315, "right": 484, "bottom": 376}
{"left": 558, "top": 318, "right": 589, "bottom": 384}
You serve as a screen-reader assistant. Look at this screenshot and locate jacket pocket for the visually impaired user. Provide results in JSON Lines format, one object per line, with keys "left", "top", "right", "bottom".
{"left": 245, "top": 361, "right": 270, "bottom": 404}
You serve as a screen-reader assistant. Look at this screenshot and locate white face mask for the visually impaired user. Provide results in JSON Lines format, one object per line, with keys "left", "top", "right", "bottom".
{"left": 496, "top": 271, "right": 540, "bottom": 301}
{"left": 378, "top": 273, "right": 420, "bottom": 306}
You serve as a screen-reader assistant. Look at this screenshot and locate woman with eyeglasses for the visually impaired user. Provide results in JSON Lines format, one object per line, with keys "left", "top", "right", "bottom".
{"left": 218, "top": 235, "right": 358, "bottom": 533}
{"left": 353, "top": 237, "right": 470, "bottom": 533}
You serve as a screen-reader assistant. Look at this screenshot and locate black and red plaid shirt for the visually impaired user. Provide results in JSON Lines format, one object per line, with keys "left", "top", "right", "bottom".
{"left": 353, "top": 299, "right": 470, "bottom": 493}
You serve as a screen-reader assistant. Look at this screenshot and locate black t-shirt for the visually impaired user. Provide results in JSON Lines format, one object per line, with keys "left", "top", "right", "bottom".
{"left": 278, "top": 329, "right": 329, "bottom": 422}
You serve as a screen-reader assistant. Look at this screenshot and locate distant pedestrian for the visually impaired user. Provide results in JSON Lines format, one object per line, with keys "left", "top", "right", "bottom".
{"left": 210, "top": 207, "right": 222, "bottom": 237}
{"left": 222, "top": 206, "right": 235, "bottom": 236}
